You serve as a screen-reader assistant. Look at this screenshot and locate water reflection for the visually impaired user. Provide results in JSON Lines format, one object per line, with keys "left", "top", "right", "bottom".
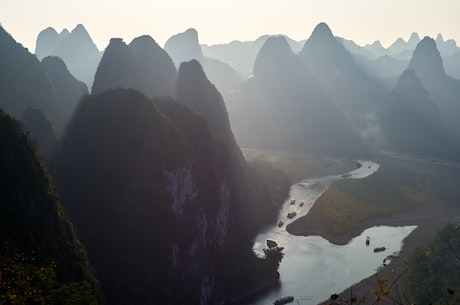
{"left": 251, "top": 161, "right": 416, "bottom": 305}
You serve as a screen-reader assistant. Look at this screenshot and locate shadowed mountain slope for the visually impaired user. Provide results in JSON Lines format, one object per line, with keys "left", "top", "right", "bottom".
{"left": 21, "top": 108, "right": 58, "bottom": 161}
{"left": 41, "top": 56, "right": 88, "bottom": 133}
{"left": 0, "top": 110, "right": 100, "bottom": 304}
{"left": 377, "top": 69, "right": 458, "bottom": 159}
{"left": 227, "top": 35, "right": 366, "bottom": 156}
{"left": 0, "top": 25, "right": 60, "bottom": 126}
{"left": 92, "top": 36, "right": 177, "bottom": 98}
{"left": 408, "top": 37, "right": 460, "bottom": 140}
{"left": 164, "top": 28, "right": 243, "bottom": 94}
{"left": 52, "top": 88, "right": 282, "bottom": 305}
{"left": 35, "top": 24, "right": 101, "bottom": 87}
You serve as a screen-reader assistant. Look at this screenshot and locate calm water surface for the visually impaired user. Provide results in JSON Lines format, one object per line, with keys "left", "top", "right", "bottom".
{"left": 251, "top": 161, "right": 417, "bottom": 305}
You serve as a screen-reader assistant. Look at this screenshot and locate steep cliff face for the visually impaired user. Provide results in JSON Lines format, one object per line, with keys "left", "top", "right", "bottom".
{"left": 92, "top": 36, "right": 177, "bottom": 98}
{"left": 175, "top": 60, "right": 242, "bottom": 160}
{"left": 377, "top": 69, "right": 458, "bottom": 160}
{"left": 35, "top": 24, "right": 101, "bottom": 87}
{"left": 41, "top": 56, "right": 89, "bottom": 133}
{"left": 0, "top": 25, "right": 59, "bottom": 125}
{"left": 164, "top": 28, "right": 243, "bottom": 94}
{"left": 228, "top": 35, "right": 366, "bottom": 157}
{"left": 53, "top": 89, "right": 278, "bottom": 305}
{"left": 128, "top": 35, "right": 177, "bottom": 97}
{"left": 0, "top": 110, "right": 100, "bottom": 304}
{"left": 408, "top": 37, "right": 460, "bottom": 140}
{"left": 298, "top": 22, "right": 386, "bottom": 142}
{"left": 21, "top": 108, "right": 58, "bottom": 160}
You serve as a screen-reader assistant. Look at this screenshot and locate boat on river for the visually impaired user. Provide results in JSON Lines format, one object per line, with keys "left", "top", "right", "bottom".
{"left": 366, "top": 236, "right": 370, "bottom": 246}
{"left": 290, "top": 198, "right": 296, "bottom": 205}
{"left": 273, "top": 295, "right": 294, "bottom": 305}
{"left": 278, "top": 221, "right": 284, "bottom": 228}
{"left": 287, "top": 212, "right": 297, "bottom": 219}
{"left": 373, "top": 246, "right": 386, "bottom": 253}
{"left": 299, "top": 201, "right": 304, "bottom": 207}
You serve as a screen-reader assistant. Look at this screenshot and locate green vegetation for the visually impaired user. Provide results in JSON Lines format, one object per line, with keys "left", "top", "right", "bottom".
{"left": 263, "top": 246, "right": 285, "bottom": 270}
{"left": 309, "top": 157, "right": 458, "bottom": 235}
{"left": 0, "top": 110, "right": 100, "bottom": 304}
{"left": 408, "top": 224, "right": 460, "bottom": 305}
{"left": 0, "top": 250, "right": 97, "bottom": 305}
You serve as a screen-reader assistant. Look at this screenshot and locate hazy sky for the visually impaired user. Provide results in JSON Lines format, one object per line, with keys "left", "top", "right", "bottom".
{"left": 2, "top": 0, "right": 459, "bottom": 52}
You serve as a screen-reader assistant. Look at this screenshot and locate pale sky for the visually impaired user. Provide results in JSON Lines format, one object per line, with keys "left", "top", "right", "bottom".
{"left": 1, "top": 0, "right": 459, "bottom": 52}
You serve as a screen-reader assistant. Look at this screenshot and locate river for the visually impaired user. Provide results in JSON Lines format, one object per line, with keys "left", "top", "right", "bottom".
{"left": 250, "top": 160, "right": 417, "bottom": 305}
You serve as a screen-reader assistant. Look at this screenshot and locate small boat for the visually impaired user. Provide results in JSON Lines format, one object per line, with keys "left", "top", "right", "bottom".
{"left": 287, "top": 212, "right": 297, "bottom": 219}
{"left": 373, "top": 246, "right": 386, "bottom": 253}
{"left": 273, "top": 296, "right": 294, "bottom": 305}
{"left": 266, "top": 239, "right": 278, "bottom": 248}
{"left": 366, "top": 236, "right": 370, "bottom": 246}
{"left": 278, "top": 221, "right": 284, "bottom": 228}
{"left": 290, "top": 198, "right": 296, "bottom": 205}
{"left": 299, "top": 201, "right": 304, "bottom": 207}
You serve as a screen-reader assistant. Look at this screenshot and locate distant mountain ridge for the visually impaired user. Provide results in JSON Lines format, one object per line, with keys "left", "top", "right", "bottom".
{"left": 227, "top": 34, "right": 366, "bottom": 156}
{"left": 92, "top": 35, "right": 177, "bottom": 98}
{"left": 35, "top": 24, "right": 101, "bottom": 87}
{"left": 408, "top": 36, "right": 460, "bottom": 141}
{"left": 0, "top": 25, "right": 60, "bottom": 126}
{"left": 164, "top": 28, "right": 244, "bottom": 93}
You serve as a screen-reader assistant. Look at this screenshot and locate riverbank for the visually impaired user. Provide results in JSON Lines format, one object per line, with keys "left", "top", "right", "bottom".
{"left": 245, "top": 150, "right": 460, "bottom": 304}
{"left": 312, "top": 201, "right": 460, "bottom": 305}
{"left": 286, "top": 193, "right": 460, "bottom": 305}
{"left": 285, "top": 155, "right": 460, "bottom": 304}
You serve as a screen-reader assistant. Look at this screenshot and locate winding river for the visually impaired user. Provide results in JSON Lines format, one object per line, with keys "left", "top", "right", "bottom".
{"left": 251, "top": 161, "right": 417, "bottom": 305}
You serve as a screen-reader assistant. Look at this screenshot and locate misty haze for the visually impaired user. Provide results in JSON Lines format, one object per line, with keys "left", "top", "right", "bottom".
{"left": 1, "top": 2, "right": 460, "bottom": 305}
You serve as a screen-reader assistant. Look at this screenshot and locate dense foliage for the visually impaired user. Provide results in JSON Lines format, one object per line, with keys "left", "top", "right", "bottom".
{"left": 0, "top": 110, "right": 100, "bottom": 304}
{"left": 408, "top": 224, "right": 460, "bottom": 305}
{"left": 52, "top": 89, "right": 286, "bottom": 304}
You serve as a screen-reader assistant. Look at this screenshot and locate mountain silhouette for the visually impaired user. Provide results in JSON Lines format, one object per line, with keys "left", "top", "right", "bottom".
{"left": 408, "top": 36, "right": 460, "bottom": 140}
{"left": 387, "top": 33, "right": 421, "bottom": 59}
{"left": 444, "top": 50, "right": 460, "bottom": 79}
{"left": 164, "top": 28, "right": 243, "bottom": 94}
{"left": 52, "top": 24, "right": 99, "bottom": 64}
{"left": 364, "top": 40, "right": 388, "bottom": 58}
{"left": 378, "top": 68, "right": 458, "bottom": 159}
{"left": 92, "top": 36, "right": 177, "bottom": 98}
{"left": 164, "top": 28, "right": 204, "bottom": 64}
{"left": 202, "top": 34, "right": 304, "bottom": 78}
{"left": 298, "top": 22, "right": 386, "bottom": 146}
{"left": 128, "top": 35, "right": 177, "bottom": 97}
{"left": 0, "top": 110, "right": 100, "bottom": 303}
{"left": 175, "top": 60, "right": 242, "bottom": 158}
{"left": 22, "top": 108, "right": 58, "bottom": 160}
{"left": 35, "top": 27, "right": 69, "bottom": 60}
{"left": 35, "top": 24, "right": 101, "bottom": 87}
{"left": 91, "top": 38, "right": 136, "bottom": 94}
{"left": 0, "top": 25, "right": 60, "bottom": 126}
{"left": 435, "top": 33, "right": 459, "bottom": 57}
{"left": 52, "top": 88, "right": 282, "bottom": 304}
{"left": 41, "top": 56, "right": 89, "bottom": 133}
{"left": 228, "top": 35, "right": 365, "bottom": 156}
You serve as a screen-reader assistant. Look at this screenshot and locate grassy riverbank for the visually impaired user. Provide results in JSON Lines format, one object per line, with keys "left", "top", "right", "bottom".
{"left": 243, "top": 150, "right": 460, "bottom": 304}
{"left": 287, "top": 156, "right": 460, "bottom": 242}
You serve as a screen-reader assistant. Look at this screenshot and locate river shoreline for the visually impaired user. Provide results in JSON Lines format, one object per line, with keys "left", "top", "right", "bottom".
{"left": 246, "top": 150, "right": 460, "bottom": 304}
{"left": 288, "top": 191, "right": 460, "bottom": 304}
